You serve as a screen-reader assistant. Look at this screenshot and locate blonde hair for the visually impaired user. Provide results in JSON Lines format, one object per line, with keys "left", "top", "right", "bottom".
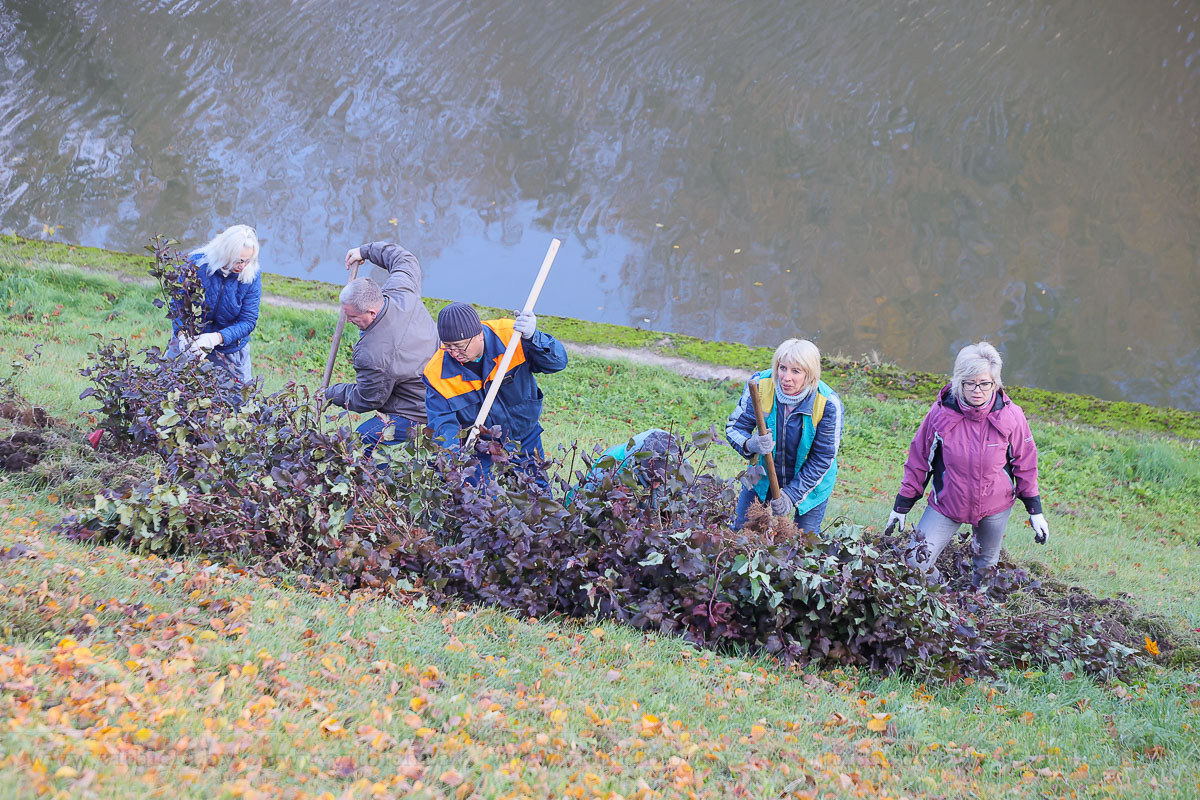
{"left": 772, "top": 338, "right": 821, "bottom": 392}
{"left": 951, "top": 341, "right": 1003, "bottom": 402}
{"left": 193, "top": 224, "right": 260, "bottom": 284}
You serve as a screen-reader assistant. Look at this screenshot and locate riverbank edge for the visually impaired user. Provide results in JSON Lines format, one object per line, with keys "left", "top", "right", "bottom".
{"left": 4, "top": 233, "right": 1197, "bottom": 439}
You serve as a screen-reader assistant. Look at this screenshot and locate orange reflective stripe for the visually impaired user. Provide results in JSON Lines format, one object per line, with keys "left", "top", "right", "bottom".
{"left": 422, "top": 349, "right": 443, "bottom": 384}
{"left": 481, "top": 319, "right": 526, "bottom": 380}
{"left": 484, "top": 318, "right": 517, "bottom": 340}
{"left": 423, "top": 349, "right": 484, "bottom": 399}
{"left": 423, "top": 319, "right": 529, "bottom": 400}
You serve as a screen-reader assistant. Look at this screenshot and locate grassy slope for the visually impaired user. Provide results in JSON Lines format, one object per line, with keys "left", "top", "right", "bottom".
{"left": 6, "top": 233, "right": 1199, "bottom": 440}
{"left": 0, "top": 244, "right": 1198, "bottom": 799}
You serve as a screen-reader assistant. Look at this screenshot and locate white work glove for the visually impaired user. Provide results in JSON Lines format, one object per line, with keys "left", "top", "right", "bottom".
{"left": 770, "top": 494, "right": 794, "bottom": 517}
{"left": 513, "top": 311, "right": 537, "bottom": 339}
{"left": 345, "top": 246, "right": 365, "bottom": 270}
{"left": 173, "top": 333, "right": 193, "bottom": 354}
{"left": 884, "top": 510, "right": 906, "bottom": 535}
{"left": 1029, "top": 513, "right": 1049, "bottom": 544}
{"left": 188, "top": 332, "right": 222, "bottom": 354}
{"left": 744, "top": 432, "right": 774, "bottom": 455}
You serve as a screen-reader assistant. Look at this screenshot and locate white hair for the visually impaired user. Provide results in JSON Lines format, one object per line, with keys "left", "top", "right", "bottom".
{"left": 772, "top": 338, "right": 821, "bottom": 392}
{"left": 951, "top": 342, "right": 1003, "bottom": 402}
{"left": 340, "top": 278, "right": 384, "bottom": 313}
{"left": 193, "top": 224, "right": 260, "bottom": 284}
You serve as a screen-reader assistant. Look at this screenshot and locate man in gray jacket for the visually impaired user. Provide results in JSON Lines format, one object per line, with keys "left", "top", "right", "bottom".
{"left": 324, "top": 240, "right": 438, "bottom": 453}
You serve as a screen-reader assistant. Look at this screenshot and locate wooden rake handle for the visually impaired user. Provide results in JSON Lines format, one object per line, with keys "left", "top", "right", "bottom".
{"left": 464, "top": 238, "right": 561, "bottom": 449}
{"left": 320, "top": 263, "right": 359, "bottom": 393}
{"left": 749, "top": 379, "right": 781, "bottom": 501}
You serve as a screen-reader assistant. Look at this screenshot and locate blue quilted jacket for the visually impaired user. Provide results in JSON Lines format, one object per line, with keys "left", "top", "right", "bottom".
{"left": 172, "top": 255, "right": 262, "bottom": 353}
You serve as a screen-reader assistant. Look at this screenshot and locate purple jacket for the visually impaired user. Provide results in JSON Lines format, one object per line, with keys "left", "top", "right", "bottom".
{"left": 894, "top": 385, "right": 1042, "bottom": 525}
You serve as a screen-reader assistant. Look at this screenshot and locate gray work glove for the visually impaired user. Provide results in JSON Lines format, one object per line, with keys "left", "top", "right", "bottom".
{"left": 770, "top": 494, "right": 794, "bottom": 517}
{"left": 514, "top": 311, "right": 537, "bottom": 339}
{"left": 884, "top": 510, "right": 906, "bottom": 535}
{"left": 744, "top": 432, "right": 774, "bottom": 455}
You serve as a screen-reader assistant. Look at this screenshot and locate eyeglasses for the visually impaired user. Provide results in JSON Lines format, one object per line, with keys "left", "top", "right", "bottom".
{"left": 441, "top": 340, "right": 474, "bottom": 355}
{"left": 233, "top": 258, "right": 252, "bottom": 267}
{"left": 962, "top": 380, "right": 995, "bottom": 392}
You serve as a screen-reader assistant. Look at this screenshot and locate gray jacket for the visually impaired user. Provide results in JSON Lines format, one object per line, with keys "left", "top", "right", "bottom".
{"left": 325, "top": 241, "right": 438, "bottom": 422}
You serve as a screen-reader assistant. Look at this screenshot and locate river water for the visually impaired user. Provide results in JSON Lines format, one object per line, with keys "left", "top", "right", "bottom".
{"left": 2, "top": 0, "right": 1197, "bottom": 409}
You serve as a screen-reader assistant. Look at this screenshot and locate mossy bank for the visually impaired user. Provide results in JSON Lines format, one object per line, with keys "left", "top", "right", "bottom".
{"left": 5, "top": 233, "right": 1198, "bottom": 440}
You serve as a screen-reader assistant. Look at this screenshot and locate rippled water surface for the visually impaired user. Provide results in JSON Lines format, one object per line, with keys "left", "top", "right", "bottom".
{"left": 2, "top": 0, "right": 1198, "bottom": 407}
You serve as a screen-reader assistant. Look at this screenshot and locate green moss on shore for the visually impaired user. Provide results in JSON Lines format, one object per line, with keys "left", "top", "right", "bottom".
{"left": 1, "top": 234, "right": 155, "bottom": 279}
{"left": 4, "top": 233, "right": 1197, "bottom": 439}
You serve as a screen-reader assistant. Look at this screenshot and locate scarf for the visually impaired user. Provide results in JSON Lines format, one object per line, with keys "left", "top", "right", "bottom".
{"left": 776, "top": 382, "right": 812, "bottom": 408}
{"left": 961, "top": 393, "right": 995, "bottom": 419}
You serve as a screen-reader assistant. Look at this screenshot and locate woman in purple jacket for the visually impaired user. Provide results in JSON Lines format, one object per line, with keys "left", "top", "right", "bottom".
{"left": 885, "top": 342, "right": 1049, "bottom": 581}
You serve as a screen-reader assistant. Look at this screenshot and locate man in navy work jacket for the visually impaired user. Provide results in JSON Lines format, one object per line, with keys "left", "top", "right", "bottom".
{"left": 422, "top": 301, "right": 568, "bottom": 476}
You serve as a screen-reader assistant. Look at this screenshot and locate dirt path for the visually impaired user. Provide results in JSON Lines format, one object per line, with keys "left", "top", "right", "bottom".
{"left": 564, "top": 343, "right": 750, "bottom": 382}
{"left": 56, "top": 262, "right": 750, "bottom": 383}
{"left": 258, "top": 292, "right": 751, "bottom": 382}
{"left": 62, "top": 263, "right": 337, "bottom": 313}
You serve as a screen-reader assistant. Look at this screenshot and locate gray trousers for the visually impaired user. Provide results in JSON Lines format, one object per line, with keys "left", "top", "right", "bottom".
{"left": 914, "top": 505, "right": 1012, "bottom": 579}
{"left": 166, "top": 337, "right": 252, "bottom": 383}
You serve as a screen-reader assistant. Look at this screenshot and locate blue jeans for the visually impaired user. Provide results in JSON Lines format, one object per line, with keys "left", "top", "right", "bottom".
{"left": 733, "top": 487, "right": 828, "bottom": 532}
{"left": 913, "top": 505, "right": 1012, "bottom": 580}
{"left": 356, "top": 413, "right": 417, "bottom": 455}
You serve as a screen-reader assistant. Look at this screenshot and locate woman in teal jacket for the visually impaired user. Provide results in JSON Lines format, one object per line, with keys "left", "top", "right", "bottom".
{"left": 725, "top": 339, "right": 844, "bottom": 532}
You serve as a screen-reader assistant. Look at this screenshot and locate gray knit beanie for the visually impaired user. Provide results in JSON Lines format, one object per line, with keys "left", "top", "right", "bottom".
{"left": 437, "top": 302, "right": 483, "bottom": 342}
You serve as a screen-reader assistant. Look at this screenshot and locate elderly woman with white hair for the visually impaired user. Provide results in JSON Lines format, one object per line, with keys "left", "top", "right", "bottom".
{"left": 726, "top": 338, "right": 844, "bottom": 532}
{"left": 167, "top": 224, "right": 263, "bottom": 382}
{"left": 886, "top": 342, "right": 1049, "bottom": 582}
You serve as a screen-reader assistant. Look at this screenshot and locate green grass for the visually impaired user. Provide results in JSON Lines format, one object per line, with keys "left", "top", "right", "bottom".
{"left": 1, "top": 255, "right": 1198, "bottom": 624}
{"left": 1, "top": 249, "right": 1200, "bottom": 798}
{"left": 2, "top": 520, "right": 1199, "bottom": 799}
{"left": 7, "top": 233, "right": 1200, "bottom": 439}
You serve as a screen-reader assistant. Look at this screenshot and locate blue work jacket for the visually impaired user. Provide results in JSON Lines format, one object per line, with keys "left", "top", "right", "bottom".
{"left": 422, "top": 319, "right": 568, "bottom": 450}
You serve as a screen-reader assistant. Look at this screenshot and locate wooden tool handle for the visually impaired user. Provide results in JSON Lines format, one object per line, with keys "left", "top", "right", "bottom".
{"left": 320, "top": 263, "right": 359, "bottom": 393}
{"left": 749, "top": 379, "right": 781, "bottom": 501}
{"left": 465, "top": 238, "right": 561, "bottom": 449}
